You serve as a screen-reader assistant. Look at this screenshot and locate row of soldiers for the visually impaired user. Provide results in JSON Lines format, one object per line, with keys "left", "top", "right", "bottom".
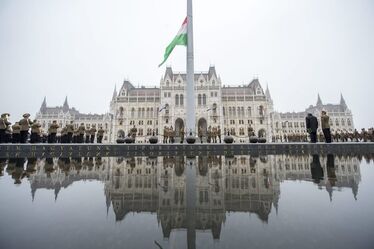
{"left": 272, "top": 128, "right": 374, "bottom": 143}
{"left": 0, "top": 113, "right": 105, "bottom": 144}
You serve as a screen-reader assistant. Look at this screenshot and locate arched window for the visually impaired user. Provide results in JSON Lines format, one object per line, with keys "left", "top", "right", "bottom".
{"left": 119, "top": 107, "right": 124, "bottom": 116}
{"left": 166, "top": 80, "right": 169, "bottom": 87}
{"left": 229, "top": 107, "right": 232, "bottom": 116}
{"left": 203, "top": 94, "right": 207, "bottom": 105}
{"left": 165, "top": 104, "right": 169, "bottom": 115}
{"left": 175, "top": 94, "right": 179, "bottom": 106}
{"left": 180, "top": 94, "right": 184, "bottom": 106}
{"left": 335, "top": 119, "right": 339, "bottom": 126}
{"left": 142, "top": 108, "right": 145, "bottom": 118}
{"left": 150, "top": 108, "right": 153, "bottom": 118}
{"left": 222, "top": 107, "right": 226, "bottom": 116}
{"left": 131, "top": 108, "right": 135, "bottom": 118}
{"left": 341, "top": 119, "right": 345, "bottom": 126}
{"left": 233, "top": 107, "right": 236, "bottom": 116}
{"left": 237, "top": 107, "right": 240, "bottom": 117}
{"left": 146, "top": 108, "right": 150, "bottom": 118}
{"left": 198, "top": 94, "right": 202, "bottom": 105}
{"left": 347, "top": 119, "right": 351, "bottom": 126}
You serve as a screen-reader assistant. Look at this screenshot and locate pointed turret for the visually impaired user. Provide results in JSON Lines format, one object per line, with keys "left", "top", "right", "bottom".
{"left": 40, "top": 97, "right": 47, "bottom": 113}
{"left": 340, "top": 93, "right": 347, "bottom": 107}
{"left": 265, "top": 84, "right": 272, "bottom": 103}
{"left": 112, "top": 85, "right": 118, "bottom": 101}
{"left": 63, "top": 96, "right": 69, "bottom": 112}
{"left": 316, "top": 93, "right": 322, "bottom": 106}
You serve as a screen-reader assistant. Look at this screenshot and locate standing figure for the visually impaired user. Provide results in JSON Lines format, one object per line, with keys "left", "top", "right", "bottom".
{"left": 180, "top": 127, "right": 185, "bottom": 144}
{"left": 97, "top": 126, "right": 104, "bottom": 144}
{"left": 85, "top": 127, "right": 90, "bottom": 143}
{"left": 0, "top": 113, "right": 12, "bottom": 143}
{"left": 198, "top": 126, "right": 203, "bottom": 144}
{"left": 66, "top": 121, "right": 74, "bottom": 143}
{"left": 169, "top": 126, "right": 175, "bottom": 143}
{"left": 30, "top": 120, "right": 42, "bottom": 143}
{"left": 217, "top": 126, "right": 222, "bottom": 143}
{"left": 247, "top": 125, "right": 254, "bottom": 137}
{"left": 48, "top": 120, "right": 59, "bottom": 143}
{"left": 78, "top": 123, "right": 85, "bottom": 143}
{"left": 305, "top": 113, "right": 318, "bottom": 143}
{"left": 163, "top": 126, "right": 168, "bottom": 144}
{"left": 60, "top": 126, "right": 67, "bottom": 143}
{"left": 90, "top": 125, "right": 97, "bottom": 143}
{"left": 11, "top": 122, "right": 21, "bottom": 143}
{"left": 130, "top": 125, "right": 137, "bottom": 143}
{"left": 321, "top": 111, "right": 332, "bottom": 143}
{"left": 19, "top": 113, "right": 33, "bottom": 143}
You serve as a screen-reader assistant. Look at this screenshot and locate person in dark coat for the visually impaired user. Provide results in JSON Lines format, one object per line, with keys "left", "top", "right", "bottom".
{"left": 306, "top": 113, "right": 318, "bottom": 143}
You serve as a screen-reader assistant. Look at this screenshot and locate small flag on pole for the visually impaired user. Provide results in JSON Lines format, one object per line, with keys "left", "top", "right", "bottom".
{"left": 159, "top": 105, "right": 167, "bottom": 112}
{"left": 159, "top": 17, "right": 188, "bottom": 67}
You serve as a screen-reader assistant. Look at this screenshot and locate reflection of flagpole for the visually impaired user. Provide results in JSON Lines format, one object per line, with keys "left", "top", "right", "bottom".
{"left": 186, "top": 0, "right": 195, "bottom": 135}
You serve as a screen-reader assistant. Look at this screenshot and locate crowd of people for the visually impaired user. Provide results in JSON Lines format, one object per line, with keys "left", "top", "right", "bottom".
{"left": 0, "top": 113, "right": 105, "bottom": 144}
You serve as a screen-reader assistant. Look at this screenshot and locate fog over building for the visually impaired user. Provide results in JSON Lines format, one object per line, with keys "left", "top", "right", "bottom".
{"left": 36, "top": 66, "right": 354, "bottom": 143}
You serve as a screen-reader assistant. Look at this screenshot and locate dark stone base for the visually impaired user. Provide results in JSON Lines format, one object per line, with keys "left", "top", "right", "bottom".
{"left": 149, "top": 136, "right": 158, "bottom": 144}
{"left": 124, "top": 137, "right": 134, "bottom": 144}
{"left": 258, "top": 138, "right": 267, "bottom": 143}
{"left": 186, "top": 136, "right": 196, "bottom": 144}
{"left": 249, "top": 136, "right": 258, "bottom": 143}
{"left": 116, "top": 138, "right": 125, "bottom": 144}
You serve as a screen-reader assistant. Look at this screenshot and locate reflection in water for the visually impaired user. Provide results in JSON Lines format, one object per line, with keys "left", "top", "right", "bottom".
{"left": 0, "top": 154, "right": 364, "bottom": 245}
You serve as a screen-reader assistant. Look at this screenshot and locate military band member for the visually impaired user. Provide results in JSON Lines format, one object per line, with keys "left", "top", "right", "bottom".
{"left": 78, "top": 123, "right": 85, "bottom": 143}
{"left": 66, "top": 121, "right": 74, "bottom": 143}
{"left": 90, "top": 125, "right": 97, "bottom": 143}
{"left": 0, "top": 113, "right": 11, "bottom": 143}
{"left": 11, "top": 122, "right": 21, "bottom": 143}
{"left": 217, "top": 126, "right": 221, "bottom": 143}
{"left": 207, "top": 126, "right": 212, "bottom": 143}
{"left": 212, "top": 126, "right": 217, "bottom": 143}
{"left": 85, "top": 127, "right": 90, "bottom": 143}
{"left": 30, "top": 120, "right": 42, "bottom": 143}
{"left": 198, "top": 126, "right": 203, "bottom": 144}
{"left": 169, "top": 126, "right": 175, "bottom": 143}
{"left": 247, "top": 125, "right": 254, "bottom": 137}
{"left": 61, "top": 126, "right": 68, "bottom": 143}
{"left": 97, "top": 126, "right": 104, "bottom": 143}
{"left": 48, "top": 120, "right": 59, "bottom": 143}
{"left": 130, "top": 125, "right": 137, "bottom": 142}
{"left": 19, "top": 113, "right": 33, "bottom": 143}
{"left": 163, "top": 126, "right": 168, "bottom": 143}
{"left": 180, "top": 127, "right": 185, "bottom": 144}
{"left": 72, "top": 128, "right": 79, "bottom": 143}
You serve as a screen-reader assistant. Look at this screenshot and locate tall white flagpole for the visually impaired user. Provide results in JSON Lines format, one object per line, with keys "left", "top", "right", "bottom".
{"left": 186, "top": 0, "right": 195, "bottom": 135}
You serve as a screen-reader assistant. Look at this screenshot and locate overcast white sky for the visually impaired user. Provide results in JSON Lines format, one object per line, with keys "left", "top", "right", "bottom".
{"left": 0, "top": 0, "right": 373, "bottom": 128}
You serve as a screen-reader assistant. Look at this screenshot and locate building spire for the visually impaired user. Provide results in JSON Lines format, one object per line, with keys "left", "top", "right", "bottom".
{"left": 112, "top": 85, "right": 118, "bottom": 101}
{"left": 340, "top": 93, "right": 347, "bottom": 106}
{"left": 40, "top": 96, "right": 47, "bottom": 113}
{"left": 316, "top": 93, "right": 322, "bottom": 106}
{"left": 265, "top": 84, "right": 272, "bottom": 102}
{"left": 63, "top": 96, "right": 69, "bottom": 112}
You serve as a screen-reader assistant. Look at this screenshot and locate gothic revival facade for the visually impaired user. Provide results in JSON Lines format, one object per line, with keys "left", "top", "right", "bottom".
{"left": 36, "top": 66, "right": 354, "bottom": 143}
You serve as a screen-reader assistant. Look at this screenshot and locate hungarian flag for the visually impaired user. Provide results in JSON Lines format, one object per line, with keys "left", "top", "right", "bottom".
{"left": 159, "top": 17, "right": 187, "bottom": 67}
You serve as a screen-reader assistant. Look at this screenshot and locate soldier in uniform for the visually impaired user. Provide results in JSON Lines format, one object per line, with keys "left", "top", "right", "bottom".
{"left": 163, "top": 126, "right": 168, "bottom": 144}
{"left": 90, "top": 124, "right": 97, "bottom": 143}
{"left": 180, "top": 127, "right": 185, "bottom": 144}
{"left": 19, "top": 113, "right": 33, "bottom": 143}
{"left": 12, "top": 122, "right": 21, "bottom": 143}
{"left": 72, "top": 128, "right": 78, "bottom": 143}
{"left": 217, "top": 126, "right": 221, "bottom": 143}
{"left": 130, "top": 125, "right": 137, "bottom": 143}
{"left": 212, "top": 126, "right": 218, "bottom": 143}
{"left": 247, "top": 125, "right": 254, "bottom": 138}
{"left": 198, "top": 126, "right": 203, "bottom": 144}
{"left": 321, "top": 110, "right": 332, "bottom": 143}
{"left": 207, "top": 126, "right": 212, "bottom": 143}
{"left": 60, "top": 126, "right": 67, "bottom": 143}
{"left": 30, "top": 120, "right": 42, "bottom": 143}
{"left": 48, "top": 120, "right": 59, "bottom": 143}
{"left": 97, "top": 126, "right": 105, "bottom": 143}
{"left": 305, "top": 113, "right": 318, "bottom": 143}
{"left": 85, "top": 126, "right": 90, "bottom": 143}
{"left": 361, "top": 128, "right": 368, "bottom": 142}
{"left": 169, "top": 126, "right": 175, "bottom": 143}
{"left": 66, "top": 121, "right": 74, "bottom": 143}
{"left": 78, "top": 123, "right": 85, "bottom": 143}
{"left": 0, "top": 113, "right": 11, "bottom": 143}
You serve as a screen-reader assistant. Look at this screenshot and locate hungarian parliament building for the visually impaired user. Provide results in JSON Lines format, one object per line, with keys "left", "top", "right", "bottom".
{"left": 35, "top": 66, "right": 354, "bottom": 143}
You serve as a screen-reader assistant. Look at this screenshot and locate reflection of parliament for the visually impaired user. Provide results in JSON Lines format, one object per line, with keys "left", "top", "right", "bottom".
{"left": 22, "top": 154, "right": 360, "bottom": 239}
{"left": 35, "top": 66, "right": 354, "bottom": 143}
